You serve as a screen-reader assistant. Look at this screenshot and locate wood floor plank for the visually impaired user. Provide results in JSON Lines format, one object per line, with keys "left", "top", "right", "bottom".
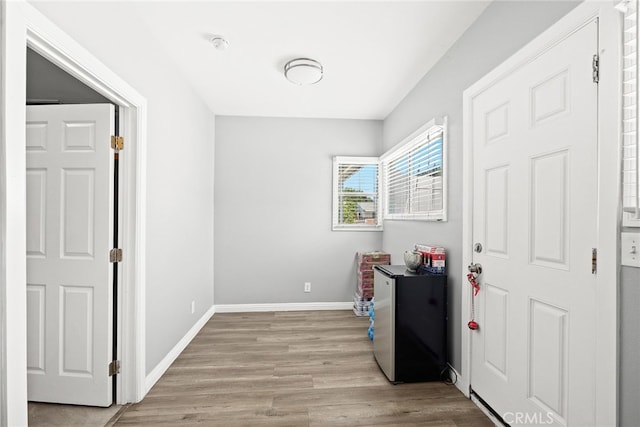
{"left": 116, "top": 407, "right": 310, "bottom": 427}
{"left": 308, "top": 402, "right": 458, "bottom": 427}
{"left": 272, "top": 383, "right": 458, "bottom": 410}
{"left": 146, "top": 374, "right": 314, "bottom": 397}
{"left": 115, "top": 310, "right": 492, "bottom": 426}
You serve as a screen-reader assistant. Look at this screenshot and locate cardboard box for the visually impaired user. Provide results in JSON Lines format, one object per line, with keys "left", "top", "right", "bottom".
{"left": 358, "top": 288, "right": 374, "bottom": 299}
{"left": 358, "top": 285, "right": 373, "bottom": 298}
{"left": 358, "top": 270, "right": 374, "bottom": 280}
{"left": 355, "top": 251, "right": 391, "bottom": 297}
{"left": 357, "top": 273, "right": 374, "bottom": 287}
{"left": 357, "top": 252, "right": 391, "bottom": 265}
{"left": 414, "top": 244, "right": 446, "bottom": 274}
{"left": 357, "top": 252, "right": 391, "bottom": 272}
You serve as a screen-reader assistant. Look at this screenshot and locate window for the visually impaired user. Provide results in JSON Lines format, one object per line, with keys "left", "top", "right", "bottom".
{"left": 332, "top": 157, "right": 382, "bottom": 231}
{"left": 622, "top": 0, "right": 640, "bottom": 223}
{"left": 381, "top": 118, "right": 447, "bottom": 221}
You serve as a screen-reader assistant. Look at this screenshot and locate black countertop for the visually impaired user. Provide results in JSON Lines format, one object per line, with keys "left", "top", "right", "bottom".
{"left": 373, "top": 264, "right": 428, "bottom": 278}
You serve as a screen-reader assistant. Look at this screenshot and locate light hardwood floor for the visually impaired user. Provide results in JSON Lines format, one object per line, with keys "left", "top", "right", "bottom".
{"left": 115, "top": 310, "right": 493, "bottom": 426}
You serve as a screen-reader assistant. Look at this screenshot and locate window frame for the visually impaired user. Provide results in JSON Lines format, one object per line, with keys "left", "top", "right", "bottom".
{"left": 380, "top": 117, "right": 448, "bottom": 222}
{"left": 621, "top": 0, "right": 640, "bottom": 226}
{"left": 332, "top": 156, "right": 383, "bottom": 231}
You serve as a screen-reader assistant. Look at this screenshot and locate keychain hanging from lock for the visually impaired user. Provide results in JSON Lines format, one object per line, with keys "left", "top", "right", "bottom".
{"left": 467, "top": 262, "right": 482, "bottom": 330}
{"left": 467, "top": 272, "right": 480, "bottom": 330}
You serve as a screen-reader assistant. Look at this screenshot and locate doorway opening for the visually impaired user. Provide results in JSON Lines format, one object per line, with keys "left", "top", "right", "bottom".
{"left": 23, "top": 9, "right": 148, "bottom": 409}
{"left": 26, "top": 49, "right": 120, "bottom": 410}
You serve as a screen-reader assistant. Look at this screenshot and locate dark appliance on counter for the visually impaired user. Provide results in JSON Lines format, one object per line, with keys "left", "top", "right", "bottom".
{"left": 372, "top": 265, "right": 447, "bottom": 383}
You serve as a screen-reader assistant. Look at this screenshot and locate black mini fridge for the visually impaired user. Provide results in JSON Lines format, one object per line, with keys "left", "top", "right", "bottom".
{"left": 373, "top": 265, "right": 447, "bottom": 383}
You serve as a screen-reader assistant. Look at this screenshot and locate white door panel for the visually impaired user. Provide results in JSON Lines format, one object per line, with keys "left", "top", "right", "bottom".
{"left": 26, "top": 104, "right": 113, "bottom": 407}
{"left": 26, "top": 284, "right": 46, "bottom": 373}
{"left": 470, "top": 21, "right": 598, "bottom": 426}
{"left": 26, "top": 169, "right": 47, "bottom": 257}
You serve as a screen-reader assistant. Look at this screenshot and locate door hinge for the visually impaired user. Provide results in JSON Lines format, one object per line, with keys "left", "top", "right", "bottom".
{"left": 111, "top": 135, "right": 124, "bottom": 151}
{"left": 109, "top": 248, "right": 123, "bottom": 263}
{"left": 109, "top": 360, "right": 120, "bottom": 376}
{"left": 592, "top": 248, "right": 597, "bottom": 274}
{"left": 592, "top": 54, "right": 599, "bottom": 83}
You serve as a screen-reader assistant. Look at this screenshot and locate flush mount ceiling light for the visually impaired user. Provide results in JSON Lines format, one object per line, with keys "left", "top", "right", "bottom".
{"left": 210, "top": 35, "right": 229, "bottom": 51}
{"left": 284, "top": 58, "right": 323, "bottom": 85}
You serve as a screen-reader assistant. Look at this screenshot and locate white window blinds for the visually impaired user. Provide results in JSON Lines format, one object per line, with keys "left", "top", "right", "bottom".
{"left": 332, "top": 157, "right": 381, "bottom": 231}
{"left": 382, "top": 118, "right": 447, "bottom": 221}
{"left": 623, "top": 0, "right": 640, "bottom": 218}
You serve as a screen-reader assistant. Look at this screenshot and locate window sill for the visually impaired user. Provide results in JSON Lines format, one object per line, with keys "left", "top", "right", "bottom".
{"left": 384, "top": 216, "right": 446, "bottom": 222}
{"left": 332, "top": 225, "right": 384, "bottom": 232}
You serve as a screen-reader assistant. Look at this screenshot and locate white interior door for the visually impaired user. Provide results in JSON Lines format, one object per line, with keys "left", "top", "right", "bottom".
{"left": 26, "top": 103, "right": 114, "bottom": 407}
{"left": 469, "top": 20, "right": 598, "bottom": 426}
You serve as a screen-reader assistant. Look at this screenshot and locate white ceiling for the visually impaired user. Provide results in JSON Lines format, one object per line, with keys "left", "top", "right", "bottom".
{"left": 130, "top": 1, "right": 491, "bottom": 120}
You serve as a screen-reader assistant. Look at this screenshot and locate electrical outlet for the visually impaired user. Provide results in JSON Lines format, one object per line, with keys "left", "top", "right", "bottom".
{"left": 191, "top": 300, "right": 195, "bottom": 314}
{"left": 304, "top": 282, "right": 311, "bottom": 293}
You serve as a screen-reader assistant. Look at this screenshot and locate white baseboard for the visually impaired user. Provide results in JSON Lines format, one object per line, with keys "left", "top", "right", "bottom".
{"left": 449, "top": 365, "right": 471, "bottom": 398}
{"left": 214, "top": 302, "right": 352, "bottom": 313}
{"left": 144, "top": 305, "right": 216, "bottom": 394}
{"left": 450, "top": 365, "right": 468, "bottom": 397}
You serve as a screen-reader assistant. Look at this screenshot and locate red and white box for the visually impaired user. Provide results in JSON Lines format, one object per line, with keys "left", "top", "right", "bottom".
{"left": 414, "top": 244, "right": 446, "bottom": 274}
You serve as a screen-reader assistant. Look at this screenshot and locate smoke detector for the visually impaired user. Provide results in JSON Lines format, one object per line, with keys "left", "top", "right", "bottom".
{"left": 210, "top": 35, "right": 229, "bottom": 51}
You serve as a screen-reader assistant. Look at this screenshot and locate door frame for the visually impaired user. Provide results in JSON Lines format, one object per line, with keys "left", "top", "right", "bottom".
{"left": 461, "top": 2, "right": 620, "bottom": 425}
{"left": 1, "top": 1, "right": 147, "bottom": 423}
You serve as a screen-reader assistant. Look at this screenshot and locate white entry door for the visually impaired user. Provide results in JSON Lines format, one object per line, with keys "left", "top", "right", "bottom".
{"left": 469, "top": 20, "right": 598, "bottom": 426}
{"left": 26, "top": 104, "right": 114, "bottom": 407}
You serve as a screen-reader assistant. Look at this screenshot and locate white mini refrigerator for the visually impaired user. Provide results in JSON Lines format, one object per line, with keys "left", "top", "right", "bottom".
{"left": 373, "top": 265, "right": 447, "bottom": 383}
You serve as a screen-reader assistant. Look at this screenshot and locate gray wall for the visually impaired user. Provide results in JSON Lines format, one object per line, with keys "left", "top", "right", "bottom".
{"left": 214, "top": 116, "right": 382, "bottom": 304}
{"left": 381, "top": 0, "right": 581, "bottom": 375}
{"left": 620, "top": 262, "right": 640, "bottom": 426}
{"left": 30, "top": 1, "right": 216, "bottom": 376}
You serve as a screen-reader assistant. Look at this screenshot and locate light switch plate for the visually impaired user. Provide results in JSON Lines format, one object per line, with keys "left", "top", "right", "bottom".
{"left": 621, "top": 232, "right": 640, "bottom": 268}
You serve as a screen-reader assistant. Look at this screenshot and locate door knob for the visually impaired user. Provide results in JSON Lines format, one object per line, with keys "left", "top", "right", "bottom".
{"left": 468, "top": 263, "right": 482, "bottom": 275}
